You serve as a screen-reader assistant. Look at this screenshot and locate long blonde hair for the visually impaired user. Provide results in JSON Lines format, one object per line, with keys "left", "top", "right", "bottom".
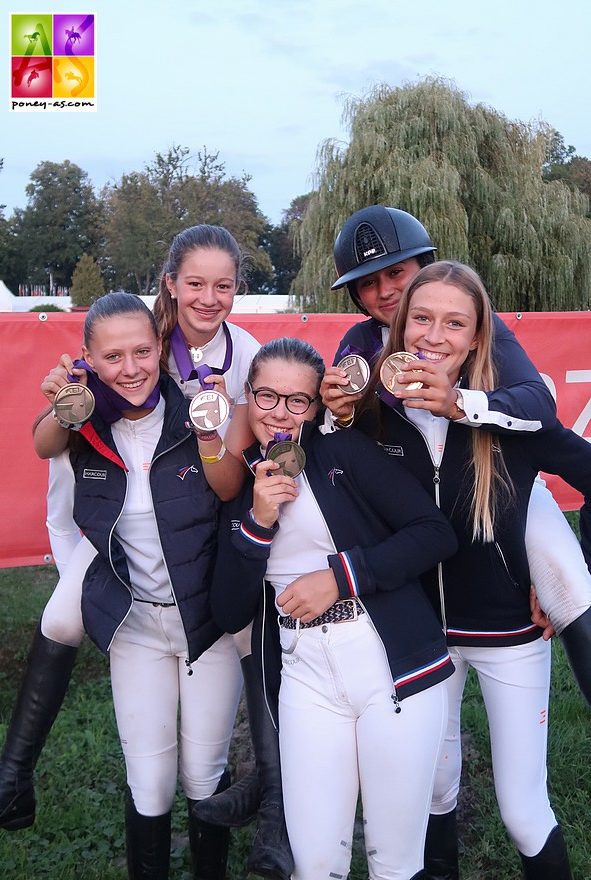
{"left": 360, "top": 261, "right": 513, "bottom": 542}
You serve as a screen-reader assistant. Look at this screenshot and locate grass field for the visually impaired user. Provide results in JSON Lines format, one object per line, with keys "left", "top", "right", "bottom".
{"left": 0, "top": 562, "right": 590, "bottom": 879}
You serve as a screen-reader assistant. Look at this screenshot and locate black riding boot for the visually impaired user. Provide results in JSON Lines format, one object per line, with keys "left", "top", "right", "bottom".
{"left": 519, "top": 825, "right": 572, "bottom": 879}
{"left": 560, "top": 607, "right": 591, "bottom": 706}
{"left": 125, "top": 789, "right": 171, "bottom": 880}
{"left": 424, "top": 809, "right": 459, "bottom": 880}
{"left": 0, "top": 623, "right": 78, "bottom": 830}
{"left": 191, "top": 766, "right": 260, "bottom": 828}
{"left": 188, "top": 769, "right": 231, "bottom": 880}
{"left": 193, "top": 655, "right": 294, "bottom": 880}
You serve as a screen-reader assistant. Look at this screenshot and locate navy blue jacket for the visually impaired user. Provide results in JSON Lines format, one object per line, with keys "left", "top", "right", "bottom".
{"left": 334, "top": 314, "right": 557, "bottom": 431}
{"left": 70, "top": 372, "right": 222, "bottom": 663}
{"left": 358, "top": 400, "right": 591, "bottom": 647}
{"left": 211, "top": 421, "right": 458, "bottom": 712}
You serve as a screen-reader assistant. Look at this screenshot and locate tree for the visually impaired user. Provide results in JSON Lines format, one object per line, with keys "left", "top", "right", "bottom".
{"left": 18, "top": 160, "right": 101, "bottom": 291}
{"left": 102, "top": 146, "right": 273, "bottom": 295}
{"left": 294, "top": 79, "right": 591, "bottom": 312}
{"left": 265, "top": 194, "right": 312, "bottom": 295}
{"left": 70, "top": 254, "right": 104, "bottom": 308}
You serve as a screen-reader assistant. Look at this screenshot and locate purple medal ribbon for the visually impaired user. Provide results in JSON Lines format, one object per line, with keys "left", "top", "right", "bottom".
{"left": 71, "top": 359, "right": 160, "bottom": 425}
{"left": 339, "top": 320, "right": 384, "bottom": 365}
{"left": 170, "top": 323, "right": 233, "bottom": 386}
{"left": 265, "top": 431, "right": 292, "bottom": 457}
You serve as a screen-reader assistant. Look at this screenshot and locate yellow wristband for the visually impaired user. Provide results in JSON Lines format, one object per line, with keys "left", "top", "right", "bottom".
{"left": 199, "top": 442, "right": 226, "bottom": 464}
{"left": 335, "top": 406, "right": 355, "bottom": 428}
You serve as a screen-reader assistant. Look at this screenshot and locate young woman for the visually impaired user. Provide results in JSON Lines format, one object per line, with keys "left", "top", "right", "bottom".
{"left": 210, "top": 336, "right": 459, "bottom": 880}
{"left": 321, "top": 205, "right": 591, "bottom": 710}
{"left": 356, "top": 261, "right": 587, "bottom": 878}
{"left": 29, "top": 291, "right": 240, "bottom": 876}
{"left": 0, "top": 226, "right": 294, "bottom": 880}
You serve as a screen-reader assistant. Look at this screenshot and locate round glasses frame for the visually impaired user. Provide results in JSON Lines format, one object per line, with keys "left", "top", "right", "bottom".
{"left": 247, "top": 382, "right": 318, "bottom": 415}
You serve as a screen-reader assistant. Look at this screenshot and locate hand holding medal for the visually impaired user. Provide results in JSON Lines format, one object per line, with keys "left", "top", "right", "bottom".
{"left": 265, "top": 432, "right": 306, "bottom": 478}
{"left": 43, "top": 353, "right": 95, "bottom": 430}
{"left": 385, "top": 352, "right": 461, "bottom": 417}
{"left": 252, "top": 457, "right": 299, "bottom": 529}
{"left": 320, "top": 357, "right": 369, "bottom": 423}
{"left": 187, "top": 365, "right": 232, "bottom": 434}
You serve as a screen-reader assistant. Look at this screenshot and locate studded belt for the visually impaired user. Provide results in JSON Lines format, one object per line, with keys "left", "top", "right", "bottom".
{"left": 279, "top": 598, "right": 364, "bottom": 630}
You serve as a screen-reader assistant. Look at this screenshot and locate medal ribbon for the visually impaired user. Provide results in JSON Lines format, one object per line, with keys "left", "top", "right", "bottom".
{"left": 71, "top": 360, "right": 160, "bottom": 425}
{"left": 340, "top": 319, "right": 384, "bottom": 364}
{"left": 265, "top": 432, "right": 292, "bottom": 458}
{"left": 170, "top": 323, "right": 233, "bottom": 384}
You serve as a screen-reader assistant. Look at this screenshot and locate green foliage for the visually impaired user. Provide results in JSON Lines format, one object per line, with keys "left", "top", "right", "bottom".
{"left": 28, "top": 303, "right": 66, "bottom": 312}
{"left": 17, "top": 160, "right": 102, "bottom": 291}
{"left": 1, "top": 559, "right": 590, "bottom": 878}
{"left": 69, "top": 254, "right": 105, "bottom": 309}
{"left": 265, "top": 193, "right": 312, "bottom": 295}
{"left": 101, "top": 145, "right": 273, "bottom": 296}
{"left": 294, "top": 78, "right": 591, "bottom": 313}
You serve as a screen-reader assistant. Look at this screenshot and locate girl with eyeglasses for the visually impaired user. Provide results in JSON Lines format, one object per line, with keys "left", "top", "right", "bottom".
{"left": 210, "top": 336, "right": 459, "bottom": 880}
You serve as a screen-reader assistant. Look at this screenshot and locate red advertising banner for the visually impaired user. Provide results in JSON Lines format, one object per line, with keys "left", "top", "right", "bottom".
{"left": 0, "top": 311, "right": 588, "bottom": 569}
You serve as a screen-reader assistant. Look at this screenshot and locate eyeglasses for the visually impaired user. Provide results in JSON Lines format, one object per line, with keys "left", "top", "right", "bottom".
{"left": 247, "top": 382, "right": 318, "bottom": 415}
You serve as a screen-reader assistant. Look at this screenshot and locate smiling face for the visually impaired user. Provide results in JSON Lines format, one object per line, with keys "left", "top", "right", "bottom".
{"left": 403, "top": 281, "right": 480, "bottom": 385}
{"left": 166, "top": 246, "right": 238, "bottom": 347}
{"left": 355, "top": 257, "right": 421, "bottom": 325}
{"left": 83, "top": 312, "right": 162, "bottom": 415}
{"left": 247, "top": 358, "right": 320, "bottom": 446}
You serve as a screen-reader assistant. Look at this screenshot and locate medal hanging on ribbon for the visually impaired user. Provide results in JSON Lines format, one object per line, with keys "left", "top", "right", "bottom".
{"left": 187, "top": 363, "right": 231, "bottom": 433}
{"left": 379, "top": 352, "right": 424, "bottom": 394}
{"left": 53, "top": 382, "right": 96, "bottom": 430}
{"left": 336, "top": 354, "right": 370, "bottom": 395}
{"left": 265, "top": 432, "right": 306, "bottom": 478}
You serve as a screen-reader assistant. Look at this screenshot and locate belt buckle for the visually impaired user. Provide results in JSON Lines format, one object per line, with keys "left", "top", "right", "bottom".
{"left": 348, "top": 599, "right": 358, "bottom": 621}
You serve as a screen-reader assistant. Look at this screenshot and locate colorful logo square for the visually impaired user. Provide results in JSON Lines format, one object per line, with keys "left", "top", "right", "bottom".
{"left": 9, "top": 13, "right": 96, "bottom": 111}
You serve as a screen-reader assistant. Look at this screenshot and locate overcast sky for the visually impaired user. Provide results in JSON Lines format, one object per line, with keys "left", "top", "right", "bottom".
{"left": 3, "top": 0, "right": 590, "bottom": 224}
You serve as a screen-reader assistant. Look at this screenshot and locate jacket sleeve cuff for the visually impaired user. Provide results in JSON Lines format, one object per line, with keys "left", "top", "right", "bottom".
{"left": 236, "top": 509, "right": 278, "bottom": 556}
{"left": 328, "top": 549, "right": 373, "bottom": 599}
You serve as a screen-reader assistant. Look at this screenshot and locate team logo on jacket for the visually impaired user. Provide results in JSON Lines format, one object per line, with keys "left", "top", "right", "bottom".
{"left": 231, "top": 519, "right": 241, "bottom": 531}
{"left": 177, "top": 465, "right": 199, "bottom": 480}
{"left": 327, "top": 467, "right": 343, "bottom": 486}
{"left": 82, "top": 468, "right": 107, "bottom": 480}
{"left": 382, "top": 444, "right": 404, "bottom": 457}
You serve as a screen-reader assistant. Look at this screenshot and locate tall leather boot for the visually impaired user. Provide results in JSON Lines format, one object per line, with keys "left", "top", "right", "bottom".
{"left": 188, "top": 769, "right": 231, "bottom": 880}
{"left": 424, "top": 809, "right": 459, "bottom": 880}
{"left": 560, "top": 607, "right": 591, "bottom": 706}
{"left": 0, "top": 623, "right": 78, "bottom": 830}
{"left": 519, "top": 825, "right": 572, "bottom": 879}
{"left": 125, "top": 788, "right": 171, "bottom": 880}
{"left": 193, "top": 655, "right": 294, "bottom": 880}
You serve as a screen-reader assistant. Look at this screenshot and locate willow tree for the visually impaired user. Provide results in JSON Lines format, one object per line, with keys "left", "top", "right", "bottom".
{"left": 294, "top": 78, "right": 591, "bottom": 313}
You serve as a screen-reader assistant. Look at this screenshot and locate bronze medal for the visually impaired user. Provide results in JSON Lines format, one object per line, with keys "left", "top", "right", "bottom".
{"left": 53, "top": 383, "right": 95, "bottom": 429}
{"left": 266, "top": 441, "right": 306, "bottom": 478}
{"left": 188, "top": 390, "right": 230, "bottom": 432}
{"left": 380, "top": 352, "right": 423, "bottom": 393}
{"left": 336, "top": 354, "right": 370, "bottom": 395}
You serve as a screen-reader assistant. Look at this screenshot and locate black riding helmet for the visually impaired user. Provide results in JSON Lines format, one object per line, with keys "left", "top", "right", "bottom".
{"left": 331, "top": 206, "right": 436, "bottom": 314}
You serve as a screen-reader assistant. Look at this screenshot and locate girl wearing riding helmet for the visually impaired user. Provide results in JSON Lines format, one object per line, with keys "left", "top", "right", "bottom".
{"left": 355, "top": 261, "right": 588, "bottom": 878}
{"left": 210, "top": 335, "right": 458, "bottom": 880}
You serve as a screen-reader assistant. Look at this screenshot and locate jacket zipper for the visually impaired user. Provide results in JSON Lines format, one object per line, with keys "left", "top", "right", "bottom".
{"left": 150, "top": 432, "right": 195, "bottom": 673}
{"left": 394, "top": 410, "right": 449, "bottom": 634}
{"left": 301, "top": 470, "right": 401, "bottom": 713}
